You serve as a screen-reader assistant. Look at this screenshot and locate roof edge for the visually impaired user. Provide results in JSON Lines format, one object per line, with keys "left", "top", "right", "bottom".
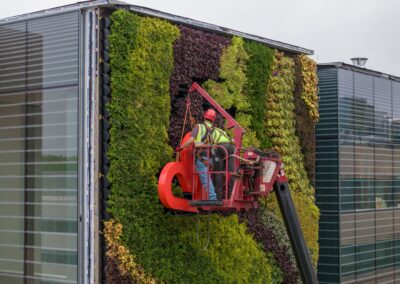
{"left": 0, "top": 0, "right": 313, "bottom": 55}
{"left": 0, "top": 0, "right": 116, "bottom": 24}
{"left": 127, "top": 4, "right": 313, "bottom": 55}
{"left": 318, "top": 62, "right": 400, "bottom": 82}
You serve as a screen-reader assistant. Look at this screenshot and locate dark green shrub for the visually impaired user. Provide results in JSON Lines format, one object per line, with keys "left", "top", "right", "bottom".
{"left": 107, "top": 11, "right": 178, "bottom": 221}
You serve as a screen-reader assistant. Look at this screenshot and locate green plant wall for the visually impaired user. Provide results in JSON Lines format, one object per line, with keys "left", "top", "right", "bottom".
{"left": 294, "top": 55, "right": 319, "bottom": 183}
{"left": 106, "top": 9, "right": 281, "bottom": 283}
{"left": 203, "top": 36, "right": 260, "bottom": 147}
{"left": 240, "top": 205, "right": 300, "bottom": 283}
{"left": 168, "top": 25, "right": 230, "bottom": 149}
{"left": 105, "top": 9, "right": 319, "bottom": 284}
{"left": 243, "top": 40, "right": 275, "bottom": 149}
{"left": 265, "top": 51, "right": 319, "bottom": 266}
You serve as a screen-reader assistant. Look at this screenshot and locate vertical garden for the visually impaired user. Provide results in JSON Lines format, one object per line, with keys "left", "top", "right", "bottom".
{"left": 104, "top": 9, "right": 319, "bottom": 284}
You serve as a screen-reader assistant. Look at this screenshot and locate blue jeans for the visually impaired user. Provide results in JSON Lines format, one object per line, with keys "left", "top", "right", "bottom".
{"left": 195, "top": 158, "right": 217, "bottom": 200}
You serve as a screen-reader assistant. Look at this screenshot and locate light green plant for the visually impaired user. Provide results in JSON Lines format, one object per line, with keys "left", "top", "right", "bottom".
{"left": 298, "top": 55, "right": 319, "bottom": 122}
{"left": 203, "top": 36, "right": 259, "bottom": 147}
{"left": 265, "top": 51, "right": 319, "bottom": 266}
{"left": 243, "top": 40, "right": 275, "bottom": 149}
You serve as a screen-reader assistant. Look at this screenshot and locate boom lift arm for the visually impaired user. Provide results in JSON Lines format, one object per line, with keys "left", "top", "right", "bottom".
{"left": 188, "top": 82, "right": 245, "bottom": 150}
{"left": 158, "top": 83, "right": 318, "bottom": 284}
{"left": 274, "top": 175, "right": 318, "bottom": 284}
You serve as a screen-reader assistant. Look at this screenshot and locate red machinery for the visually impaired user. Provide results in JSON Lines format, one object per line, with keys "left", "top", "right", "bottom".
{"left": 158, "top": 83, "right": 317, "bottom": 284}
{"left": 158, "top": 82, "right": 284, "bottom": 213}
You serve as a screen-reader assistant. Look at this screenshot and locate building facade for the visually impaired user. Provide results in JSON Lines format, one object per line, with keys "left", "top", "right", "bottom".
{"left": 0, "top": 7, "right": 98, "bottom": 284}
{"left": 317, "top": 63, "right": 400, "bottom": 283}
{"left": 0, "top": 1, "right": 314, "bottom": 283}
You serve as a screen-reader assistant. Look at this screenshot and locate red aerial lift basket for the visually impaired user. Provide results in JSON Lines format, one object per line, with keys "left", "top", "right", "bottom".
{"left": 158, "top": 83, "right": 281, "bottom": 213}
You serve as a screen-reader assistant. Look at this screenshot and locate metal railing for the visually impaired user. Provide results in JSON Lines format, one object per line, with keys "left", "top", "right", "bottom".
{"left": 192, "top": 145, "right": 233, "bottom": 201}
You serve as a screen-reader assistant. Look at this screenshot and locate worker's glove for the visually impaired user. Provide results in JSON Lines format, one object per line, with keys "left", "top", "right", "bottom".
{"left": 175, "top": 146, "right": 182, "bottom": 152}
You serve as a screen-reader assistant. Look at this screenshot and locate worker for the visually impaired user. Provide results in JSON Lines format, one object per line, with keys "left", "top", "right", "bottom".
{"left": 209, "top": 120, "right": 235, "bottom": 200}
{"left": 177, "top": 109, "right": 218, "bottom": 201}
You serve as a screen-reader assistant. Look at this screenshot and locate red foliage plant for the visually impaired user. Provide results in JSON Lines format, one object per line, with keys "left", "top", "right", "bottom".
{"left": 168, "top": 25, "right": 230, "bottom": 148}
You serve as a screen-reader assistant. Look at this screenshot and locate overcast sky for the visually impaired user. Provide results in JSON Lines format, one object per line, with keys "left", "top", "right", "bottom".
{"left": 1, "top": 0, "right": 399, "bottom": 76}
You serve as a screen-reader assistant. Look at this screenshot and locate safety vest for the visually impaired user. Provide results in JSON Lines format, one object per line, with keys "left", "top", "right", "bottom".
{"left": 211, "top": 127, "right": 231, "bottom": 144}
{"left": 194, "top": 122, "right": 212, "bottom": 146}
{"left": 194, "top": 122, "right": 231, "bottom": 145}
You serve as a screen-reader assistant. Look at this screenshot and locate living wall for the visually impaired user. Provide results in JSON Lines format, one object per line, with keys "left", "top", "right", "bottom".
{"left": 265, "top": 51, "right": 320, "bottom": 266}
{"left": 243, "top": 40, "right": 275, "bottom": 149}
{"left": 294, "top": 55, "right": 319, "bottom": 183}
{"left": 169, "top": 25, "right": 230, "bottom": 149}
{"left": 105, "top": 8, "right": 319, "bottom": 283}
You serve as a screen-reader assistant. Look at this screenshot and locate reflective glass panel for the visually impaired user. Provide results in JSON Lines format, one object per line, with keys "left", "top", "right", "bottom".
{"left": 0, "top": 12, "right": 79, "bottom": 284}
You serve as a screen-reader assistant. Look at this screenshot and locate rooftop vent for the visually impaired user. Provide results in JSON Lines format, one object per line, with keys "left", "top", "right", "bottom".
{"left": 351, "top": 57, "right": 368, "bottom": 67}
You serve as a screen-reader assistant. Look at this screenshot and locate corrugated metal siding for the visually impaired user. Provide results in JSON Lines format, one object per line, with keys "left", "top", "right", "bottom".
{"left": 316, "top": 66, "right": 340, "bottom": 284}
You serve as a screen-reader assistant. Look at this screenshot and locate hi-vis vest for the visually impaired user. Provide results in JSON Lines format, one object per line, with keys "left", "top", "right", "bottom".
{"left": 194, "top": 122, "right": 231, "bottom": 146}
{"left": 211, "top": 127, "right": 231, "bottom": 144}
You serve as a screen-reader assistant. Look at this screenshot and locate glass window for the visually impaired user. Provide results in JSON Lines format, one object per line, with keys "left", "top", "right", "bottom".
{"left": 0, "top": 21, "right": 27, "bottom": 282}
{"left": 0, "top": 12, "right": 79, "bottom": 284}
{"left": 319, "top": 68, "right": 400, "bottom": 282}
{"left": 341, "top": 245, "right": 356, "bottom": 282}
{"left": 355, "top": 243, "right": 375, "bottom": 278}
{"left": 353, "top": 72, "right": 374, "bottom": 139}
{"left": 355, "top": 211, "right": 376, "bottom": 280}
{"left": 393, "top": 82, "right": 400, "bottom": 209}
